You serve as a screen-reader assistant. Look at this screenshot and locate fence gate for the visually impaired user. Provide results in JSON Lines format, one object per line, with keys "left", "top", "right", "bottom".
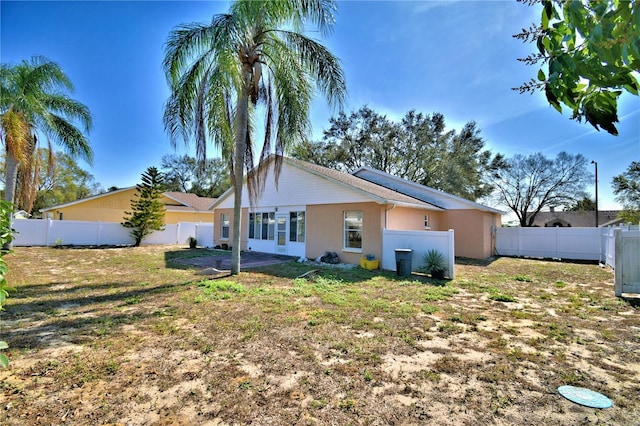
{"left": 614, "top": 229, "right": 640, "bottom": 296}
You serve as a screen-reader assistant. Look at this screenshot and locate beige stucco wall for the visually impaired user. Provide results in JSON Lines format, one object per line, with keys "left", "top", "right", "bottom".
{"left": 43, "top": 189, "right": 213, "bottom": 225}
{"left": 386, "top": 207, "right": 445, "bottom": 231}
{"left": 211, "top": 203, "right": 500, "bottom": 261}
{"left": 213, "top": 208, "right": 248, "bottom": 250}
{"left": 306, "top": 202, "right": 384, "bottom": 265}
{"left": 442, "top": 209, "right": 501, "bottom": 259}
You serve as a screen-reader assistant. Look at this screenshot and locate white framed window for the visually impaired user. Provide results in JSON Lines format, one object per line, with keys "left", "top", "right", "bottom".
{"left": 424, "top": 214, "right": 430, "bottom": 229}
{"left": 344, "top": 210, "right": 363, "bottom": 251}
{"left": 289, "top": 211, "right": 305, "bottom": 242}
{"left": 221, "top": 213, "right": 230, "bottom": 239}
{"left": 248, "top": 212, "right": 275, "bottom": 240}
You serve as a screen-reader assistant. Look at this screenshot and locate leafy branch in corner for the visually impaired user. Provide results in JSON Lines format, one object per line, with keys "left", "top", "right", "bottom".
{"left": 513, "top": 0, "right": 640, "bottom": 136}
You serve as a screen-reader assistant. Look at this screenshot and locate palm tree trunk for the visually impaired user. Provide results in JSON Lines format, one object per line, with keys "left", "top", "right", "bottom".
{"left": 3, "top": 153, "right": 19, "bottom": 250}
{"left": 230, "top": 69, "right": 252, "bottom": 275}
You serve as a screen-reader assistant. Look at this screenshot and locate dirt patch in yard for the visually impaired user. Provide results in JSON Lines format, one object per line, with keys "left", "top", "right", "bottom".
{"left": 1, "top": 246, "right": 639, "bottom": 425}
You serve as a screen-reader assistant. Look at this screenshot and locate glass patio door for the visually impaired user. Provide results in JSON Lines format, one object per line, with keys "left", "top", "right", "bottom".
{"left": 276, "top": 215, "right": 287, "bottom": 254}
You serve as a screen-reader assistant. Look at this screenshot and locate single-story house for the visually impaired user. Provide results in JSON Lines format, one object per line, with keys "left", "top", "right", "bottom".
{"left": 527, "top": 208, "right": 623, "bottom": 227}
{"left": 40, "top": 187, "right": 216, "bottom": 224}
{"left": 352, "top": 166, "right": 504, "bottom": 259}
{"left": 210, "top": 155, "right": 503, "bottom": 264}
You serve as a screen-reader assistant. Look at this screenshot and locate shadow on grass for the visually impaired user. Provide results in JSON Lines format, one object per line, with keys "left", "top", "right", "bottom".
{"left": 621, "top": 296, "right": 640, "bottom": 308}
{"left": 163, "top": 249, "right": 454, "bottom": 285}
{"left": 2, "top": 280, "right": 191, "bottom": 351}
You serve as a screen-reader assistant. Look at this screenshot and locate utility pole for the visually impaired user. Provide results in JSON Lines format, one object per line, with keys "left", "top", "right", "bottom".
{"left": 591, "top": 160, "right": 598, "bottom": 227}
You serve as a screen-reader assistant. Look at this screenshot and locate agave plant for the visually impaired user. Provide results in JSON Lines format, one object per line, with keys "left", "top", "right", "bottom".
{"left": 422, "top": 249, "right": 447, "bottom": 279}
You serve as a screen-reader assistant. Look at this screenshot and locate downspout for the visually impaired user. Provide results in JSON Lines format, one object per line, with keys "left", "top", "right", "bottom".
{"left": 385, "top": 203, "right": 396, "bottom": 229}
{"left": 383, "top": 203, "right": 396, "bottom": 270}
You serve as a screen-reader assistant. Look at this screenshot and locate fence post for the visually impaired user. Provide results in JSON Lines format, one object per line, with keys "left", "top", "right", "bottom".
{"left": 45, "top": 218, "right": 52, "bottom": 246}
{"left": 614, "top": 229, "right": 622, "bottom": 297}
{"left": 448, "top": 229, "right": 455, "bottom": 280}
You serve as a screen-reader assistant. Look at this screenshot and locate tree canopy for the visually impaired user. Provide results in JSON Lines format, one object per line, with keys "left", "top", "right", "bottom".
{"left": 290, "top": 106, "right": 503, "bottom": 201}
{"left": 163, "top": 0, "right": 346, "bottom": 274}
{"left": 488, "top": 151, "right": 592, "bottom": 226}
{"left": 160, "top": 154, "right": 230, "bottom": 198}
{"left": 565, "top": 196, "right": 596, "bottom": 212}
{"left": 514, "top": 0, "right": 640, "bottom": 135}
{"left": 612, "top": 161, "right": 640, "bottom": 223}
{"left": 24, "top": 149, "right": 101, "bottom": 216}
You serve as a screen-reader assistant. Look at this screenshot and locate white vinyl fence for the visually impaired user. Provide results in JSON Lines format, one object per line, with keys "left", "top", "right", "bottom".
{"left": 382, "top": 229, "right": 455, "bottom": 279}
{"left": 494, "top": 227, "right": 602, "bottom": 261}
{"left": 12, "top": 219, "right": 214, "bottom": 247}
{"left": 495, "top": 225, "right": 639, "bottom": 296}
{"left": 614, "top": 229, "right": 640, "bottom": 297}
{"left": 495, "top": 225, "right": 639, "bottom": 264}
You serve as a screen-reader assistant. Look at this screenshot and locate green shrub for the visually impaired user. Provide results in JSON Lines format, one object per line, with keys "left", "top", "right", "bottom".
{"left": 0, "top": 200, "right": 16, "bottom": 368}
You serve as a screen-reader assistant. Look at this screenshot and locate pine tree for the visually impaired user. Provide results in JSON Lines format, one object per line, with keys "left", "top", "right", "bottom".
{"left": 122, "top": 167, "right": 166, "bottom": 247}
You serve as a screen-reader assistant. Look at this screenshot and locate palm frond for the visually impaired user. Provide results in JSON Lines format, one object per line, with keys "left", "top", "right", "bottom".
{"left": 278, "top": 30, "right": 346, "bottom": 108}
{"left": 45, "top": 114, "right": 93, "bottom": 163}
{"left": 41, "top": 94, "right": 93, "bottom": 133}
{"left": 19, "top": 55, "right": 74, "bottom": 95}
{"left": 163, "top": 14, "right": 235, "bottom": 85}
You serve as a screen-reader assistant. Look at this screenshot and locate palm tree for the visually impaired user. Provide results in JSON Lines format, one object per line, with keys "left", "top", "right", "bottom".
{"left": 0, "top": 56, "right": 93, "bottom": 223}
{"left": 164, "top": 0, "right": 346, "bottom": 274}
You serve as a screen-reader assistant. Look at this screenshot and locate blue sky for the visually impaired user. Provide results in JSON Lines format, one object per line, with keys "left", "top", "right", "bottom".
{"left": 2, "top": 0, "right": 639, "bottom": 211}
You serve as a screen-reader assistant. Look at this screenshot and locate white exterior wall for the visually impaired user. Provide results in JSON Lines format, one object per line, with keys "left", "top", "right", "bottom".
{"left": 216, "top": 162, "right": 373, "bottom": 209}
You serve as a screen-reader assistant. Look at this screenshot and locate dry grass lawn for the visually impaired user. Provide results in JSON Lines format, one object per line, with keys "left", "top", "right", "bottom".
{"left": 0, "top": 246, "right": 639, "bottom": 425}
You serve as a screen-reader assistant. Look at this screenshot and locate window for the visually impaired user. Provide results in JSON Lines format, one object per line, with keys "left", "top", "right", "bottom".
{"left": 424, "top": 214, "right": 430, "bottom": 229}
{"left": 221, "top": 213, "right": 230, "bottom": 239}
{"left": 344, "top": 211, "right": 363, "bottom": 250}
{"left": 248, "top": 212, "right": 274, "bottom": 240}
{"left": 289, "top": 211, "right": 305, "bottom": 242}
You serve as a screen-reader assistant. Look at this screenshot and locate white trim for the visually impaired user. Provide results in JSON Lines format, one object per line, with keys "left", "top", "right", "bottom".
{"left": 344, "top": 210, "right": 363, "bottom": 251}
{"left": 342, "top": 248, "right": 363, "bottom": 254}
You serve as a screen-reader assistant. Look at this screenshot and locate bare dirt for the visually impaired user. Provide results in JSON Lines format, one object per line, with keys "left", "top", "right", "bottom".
{"left": 1, "top": 246, "right": 638, "bottom": 425}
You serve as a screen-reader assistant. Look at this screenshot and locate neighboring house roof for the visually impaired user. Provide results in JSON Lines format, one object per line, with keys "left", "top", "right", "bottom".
{"left": 211, "top": 156, "right": 443, "bottom": 211}
{"left": 40, "top": 187, "right": 216, "bottom": 214}
{"left": 14, "top": 210, "right": 30, "bottom": 219}
{"left": 528, "top": 210, "right": 622, "bottom": 227}
{"left": 352, "top": 166, "right": 504, "bottom": 214}
{"left": 163, "top": 192, "right": 217, "bottom": 211}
